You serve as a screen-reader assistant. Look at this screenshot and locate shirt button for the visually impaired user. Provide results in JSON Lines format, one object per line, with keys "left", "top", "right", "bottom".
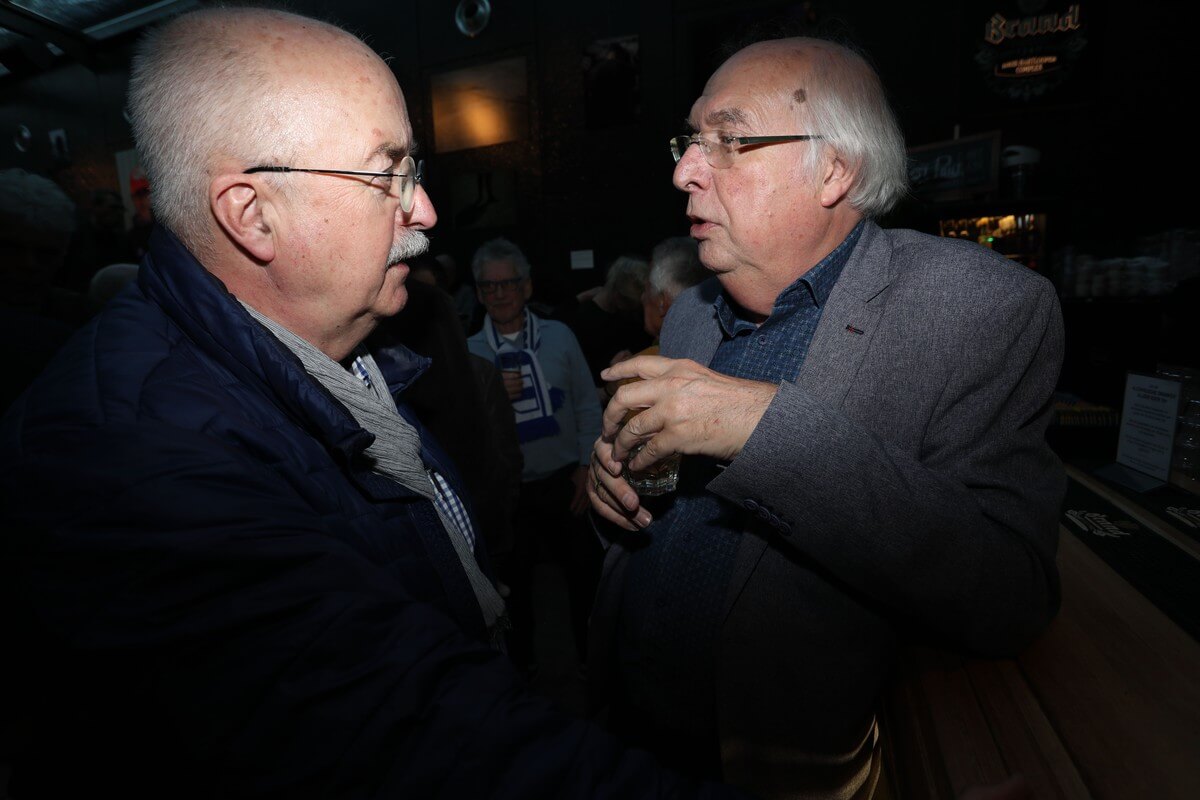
{"left": 758, "top": 335, "right": 767, "bottom": 344}
{"left": 744, "top": 499, "right": 759, "bottom": 512}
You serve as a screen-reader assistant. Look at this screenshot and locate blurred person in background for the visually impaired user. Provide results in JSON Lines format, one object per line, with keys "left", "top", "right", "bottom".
{"left": 59, "top": 188, "right": 138, "bottom": 293}
{"left": 565, "top": 255, "right": 653, "bottom": 391}
{"left": 0, "top": 168, "right": 82, "bottom": 411}
{"left": 641, "top": 236, "right": 710, "bottom": 342}
{"left": 467, "top": 237, "right": 604, "bottom": 679}
{"left": 434, "top": 251, "right": 479, "bottom": 331}
{"left": 605, "top": 236, "right": 709, "bottom": 399}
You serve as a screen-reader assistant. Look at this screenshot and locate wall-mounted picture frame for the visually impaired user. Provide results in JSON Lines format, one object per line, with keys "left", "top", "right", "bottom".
{"left": 429, "top": 56, "right": 529, "bottom": 153}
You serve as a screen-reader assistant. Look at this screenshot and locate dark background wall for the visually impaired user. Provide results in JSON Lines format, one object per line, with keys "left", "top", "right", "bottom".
{"left": 3, "top": 0, "right": 1196, "bottom": 404}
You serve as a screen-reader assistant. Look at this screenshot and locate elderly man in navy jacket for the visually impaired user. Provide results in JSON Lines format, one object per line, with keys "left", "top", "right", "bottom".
{"left": 0, "top": 7, "right": 745, "bottom": 799}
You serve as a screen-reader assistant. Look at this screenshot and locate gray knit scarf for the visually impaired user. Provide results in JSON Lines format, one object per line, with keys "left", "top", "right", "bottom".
{"left": 242, "top": 304, "right": 507, "bottom": 645}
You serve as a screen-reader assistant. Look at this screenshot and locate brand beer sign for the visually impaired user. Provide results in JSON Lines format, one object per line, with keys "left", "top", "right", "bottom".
{"left": 974, "top": 2, "right": 1088, "bottom": 101}
{"left": 985, "top": 5, "right": 1081, "bottom": 46}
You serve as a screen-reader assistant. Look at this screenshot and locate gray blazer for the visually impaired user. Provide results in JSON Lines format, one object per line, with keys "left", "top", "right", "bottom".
{"left": 589, "top": 221, "right": 1065, "bottom": 781}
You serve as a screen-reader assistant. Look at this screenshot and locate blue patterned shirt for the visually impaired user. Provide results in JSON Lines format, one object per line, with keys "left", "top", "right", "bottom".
{"left": 617, "top": 220, "right": 865, "bottom": 732}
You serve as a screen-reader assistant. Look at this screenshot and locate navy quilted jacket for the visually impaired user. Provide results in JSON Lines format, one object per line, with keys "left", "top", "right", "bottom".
{"left": 0, "top": 229, "right": 739, "bottom": 800}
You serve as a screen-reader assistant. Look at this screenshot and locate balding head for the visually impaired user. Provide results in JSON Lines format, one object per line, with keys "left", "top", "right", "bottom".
{"left": 129, "top": 7, "right": 435, "bottom": 362}
{"left": 127, "top": 7, "right": 380, "bottom": 256}
{"left": 675, "top": 36, "right": 906, "bottom": 316}
{"left": 709, "top": 38, "right": 907, "bottom": 217}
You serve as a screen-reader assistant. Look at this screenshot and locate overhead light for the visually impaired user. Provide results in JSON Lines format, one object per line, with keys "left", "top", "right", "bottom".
{"left": 455, "top": 0, "right": 491, "bottom": 38}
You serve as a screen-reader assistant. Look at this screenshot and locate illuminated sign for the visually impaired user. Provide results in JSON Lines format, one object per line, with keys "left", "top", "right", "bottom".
{"left": 907, "top": 132, "right": 1000, "bottom": 201}
{"left": 985, "top": 5, "right": 1081, "bottom": 45}
{"left": 996, "top": 55, "right": 1059, "bottom": 77}
{"left": 973, "top": 2, "right": 1088, "bottom": 101}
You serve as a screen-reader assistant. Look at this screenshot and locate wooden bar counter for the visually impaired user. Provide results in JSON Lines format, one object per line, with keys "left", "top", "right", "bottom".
{"left": 883, "top": 467, "right": 1200, "bottom": 799}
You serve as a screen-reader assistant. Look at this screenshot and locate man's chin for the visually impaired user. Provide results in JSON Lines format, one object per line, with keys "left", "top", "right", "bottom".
{"left": 487, "top": 310, "right": 523, "bottom": 328}
{"left": 389, "top": 287, "right": 409, "bottom": 316}
{"left": 696, "top": 241, "right": 729, "bottom": 272}
{"left": 376, "top": 280, "right": 409, "bottom": 318}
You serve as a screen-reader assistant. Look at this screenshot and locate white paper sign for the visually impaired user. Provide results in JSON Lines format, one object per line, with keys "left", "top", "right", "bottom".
{"left": 569, "top": 249, "right": 594, "bottom": 271}
{"left": 1115, "top": 373, "right": 1182, "bottom": 481}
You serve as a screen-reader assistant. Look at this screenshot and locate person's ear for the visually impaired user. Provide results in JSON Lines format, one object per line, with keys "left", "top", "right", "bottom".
{"left": 210, "top": 174, "right": 276, "bottom": 262}
{"left": 818, "top": 152, "right": 855, "bottom": 209}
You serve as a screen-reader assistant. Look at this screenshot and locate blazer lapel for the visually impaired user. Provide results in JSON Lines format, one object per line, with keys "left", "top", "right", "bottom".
{"left": 721, "top": 222, "right": 895, "bottom": 623}
{"left": 796, "top": 221, "right": 894, "bottom": 409}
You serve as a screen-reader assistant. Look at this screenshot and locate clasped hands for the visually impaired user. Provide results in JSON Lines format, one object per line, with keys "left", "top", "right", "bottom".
{"left": 586, "top": 355, "right": 778, "bottom": 531}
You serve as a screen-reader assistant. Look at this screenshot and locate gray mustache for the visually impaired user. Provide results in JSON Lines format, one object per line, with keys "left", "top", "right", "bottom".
{"left": 389, "top": 231, "right": 430, "bottom": 265}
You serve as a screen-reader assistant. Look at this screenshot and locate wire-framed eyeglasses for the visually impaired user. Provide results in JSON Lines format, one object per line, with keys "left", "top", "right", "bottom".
{"left": 245, "top": 155, "right": 424, "bottom": 213}
{"left": 669, "top": 133, "right": 825, "bottom": 169}
{"left": 476, "top": 277, "right": 525, "bottom": 295}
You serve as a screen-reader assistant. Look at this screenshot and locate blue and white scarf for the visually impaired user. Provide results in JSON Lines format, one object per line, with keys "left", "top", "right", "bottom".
{"left": 483, "top": 307, "right": 560, "bottom": 443}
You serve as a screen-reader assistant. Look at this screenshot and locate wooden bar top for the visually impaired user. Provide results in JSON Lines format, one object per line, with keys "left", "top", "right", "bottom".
{"left": 885, "top": 509, "right": 1200, "bottom": 799}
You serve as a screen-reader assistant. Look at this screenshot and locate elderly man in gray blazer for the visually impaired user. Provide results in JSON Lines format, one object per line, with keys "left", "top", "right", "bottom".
{"left": 588, "top": 37, "right": 1064, "bottom": 800}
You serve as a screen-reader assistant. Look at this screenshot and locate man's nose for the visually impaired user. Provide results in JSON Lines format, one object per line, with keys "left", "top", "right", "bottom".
{"left": 400, "top": 185, "right": 437, "bottom": 229}
{"left": 672, "top": 142, "right": 708, "bottom": 192}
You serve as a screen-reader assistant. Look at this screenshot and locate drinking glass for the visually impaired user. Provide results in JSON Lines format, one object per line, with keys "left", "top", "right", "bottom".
{"left": 619, "top": 403, "right": 680, "bottom": 496}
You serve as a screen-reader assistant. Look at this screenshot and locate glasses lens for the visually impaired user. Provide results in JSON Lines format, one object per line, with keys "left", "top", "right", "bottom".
{"left": 705, "top": 136, "right": 731, "bottom": 169}
{"left": 670, "top": 135, "right": 725, "bottom": 167}
{"left": 480, "top": 278, "right": 521, "bottom": 295}
{"left": 670, "top": 136, "right": 692, "bottom": 164}
{"left": 667, "top": 136, "right": 696, "bottom": 164}
{"left": 398, "top": 155, "right": 416, "bottom": 213}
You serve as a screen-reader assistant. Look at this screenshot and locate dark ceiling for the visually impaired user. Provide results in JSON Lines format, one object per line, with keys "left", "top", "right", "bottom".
{"left": 0, "top": 0, "right": 195, "bottom": 78}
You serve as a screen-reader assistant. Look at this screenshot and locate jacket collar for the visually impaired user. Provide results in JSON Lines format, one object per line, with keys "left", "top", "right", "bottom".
{"left": 672, "top": 220, "right": 893, "bottom": 370}
{"left": 138, "top": 227, "right": 430, "bottom": 461}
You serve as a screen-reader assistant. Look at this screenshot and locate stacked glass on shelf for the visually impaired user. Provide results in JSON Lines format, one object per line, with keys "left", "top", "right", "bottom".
{"left": 1052, "top": 228, "right": 1199, "bottom": 298}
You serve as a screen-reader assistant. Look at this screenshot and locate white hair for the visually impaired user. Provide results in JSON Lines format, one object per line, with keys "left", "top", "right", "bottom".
{"left": 0, "top": 168, "right": 76, "bottom": 237}
{"left": 649, "top": 236, "right": 707, "bottom": 299}
{"left": 603, "top": 255, "right": 649, "bottom": 312}
{"left": 748, "top": 38, "right": 909, "bottom": 218}
{"left": 126, "top": 7, "right": 359, "bottom": 256}
{"left": 471, "top": 238, "right": 532, "bottom": 281}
